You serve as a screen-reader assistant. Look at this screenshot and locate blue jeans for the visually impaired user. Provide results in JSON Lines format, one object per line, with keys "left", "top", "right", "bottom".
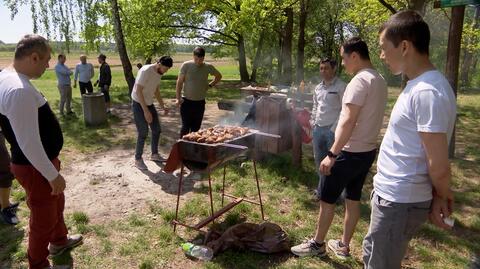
{"left": 132, "top": 101, "right": 161, "bottom": 160}
{"left": 312, "top": 125, "right": 334, "bottom": 196}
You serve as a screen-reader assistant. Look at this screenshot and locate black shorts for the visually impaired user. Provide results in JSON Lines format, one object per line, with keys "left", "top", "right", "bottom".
{"left": 320, "top": 149, "right": 377, "bottom": 204}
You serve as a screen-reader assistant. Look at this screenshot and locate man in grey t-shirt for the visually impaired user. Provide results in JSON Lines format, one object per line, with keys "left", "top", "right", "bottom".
{"left": 310, "top": 58, "right": 346, "bottom": 200}
{"left": 175, "top": 47, "right": 222, "bottom": 137}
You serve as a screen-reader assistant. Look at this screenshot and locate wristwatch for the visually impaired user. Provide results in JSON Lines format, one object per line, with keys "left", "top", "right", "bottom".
{"left": 327, "top": 151, "right": 338, "bottom": 158}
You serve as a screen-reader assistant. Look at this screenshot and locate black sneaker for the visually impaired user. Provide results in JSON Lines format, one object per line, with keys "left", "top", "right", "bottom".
{"left": 1, "top": 204, "right": 19, "bottom": 225}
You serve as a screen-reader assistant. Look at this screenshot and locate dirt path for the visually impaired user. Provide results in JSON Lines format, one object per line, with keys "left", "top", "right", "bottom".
{"left": 63, "top": 102, "right": 234, "bottom": 222}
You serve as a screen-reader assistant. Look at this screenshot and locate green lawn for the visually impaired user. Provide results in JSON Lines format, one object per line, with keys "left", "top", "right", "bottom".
{"left": 1, "top": 62, "right": 479, "bottom": 268}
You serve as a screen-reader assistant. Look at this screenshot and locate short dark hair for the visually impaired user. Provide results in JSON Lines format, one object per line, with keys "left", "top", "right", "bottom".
{"left": 15, "top": 34, "right": 50, "bottom": 60}
{"left": 193, "top": 47, "right": 205, "bottom": 57}
{"left": 158, "top": 55, "right": 173, "bottom": 67}
{"left": 380, "top": 10, "right": 430, "bottom": 55}
{"left": 58, "top": 54, "right": 65, "bottom": 60}
{"left": 98, "top": 53, "right": 107, "bottom": 60}
{"left": 342, "top": 37, "right": 370, "bottom": 60}
{"left": 320, "top": 58, "right": 337, "bottom": 69}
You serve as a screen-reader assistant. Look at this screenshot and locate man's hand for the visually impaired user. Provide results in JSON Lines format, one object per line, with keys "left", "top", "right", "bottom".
{"left": 94, "top": 81, "right": 98, "bottom": 87}
{"left": 49, "top": 174, "right": 66, "bottom": 195}
{"left": 175, "top": 98, "right": 183, "bottom": 108}
{"left": 319, "top": 155, "right": 336, "bottom": 176}
{"left": 429, "top": 189, "right": 454, "bottom": 230}
{"left": 144, "top": 110, "right": 153, "bottom": 124}
{"left": 163, "top": 107, "right": 170, "bottom": 116}
{"left": 73, "top": 82, "right": 77, "bottom": 88}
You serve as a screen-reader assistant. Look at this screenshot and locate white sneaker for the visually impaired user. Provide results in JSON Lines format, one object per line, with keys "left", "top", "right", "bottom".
{"left": 173, "top": 168, "right": 190, "bottom": 178}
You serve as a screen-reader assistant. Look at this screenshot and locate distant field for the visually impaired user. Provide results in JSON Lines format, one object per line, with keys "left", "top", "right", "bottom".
{"left": 0, "top": 51, "right": 240, "bottom": 79}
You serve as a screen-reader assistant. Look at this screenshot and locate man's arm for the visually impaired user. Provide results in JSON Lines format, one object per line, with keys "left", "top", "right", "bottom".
{"left": 175, "top": 73, "right": 185, "bottom": 107}
{"left": 420, "top": 132, "right": 453, "bottom": 230}
{"left": 209, "top": 71, "right": 222, "bottom": 87}
{"left": 310, "top": 86, "right": 318, "bottom": 126}
{"left": 154, "top": 86, "right": 166, "bottom": 110}
{"left": 56, "top": 65, "right": 71, "bottom": 76}
{"left": 319, "top": 103, "right": 361, "bottom": 175}
{"left": 135, "top": 84, "right": 153, "bottom": 123}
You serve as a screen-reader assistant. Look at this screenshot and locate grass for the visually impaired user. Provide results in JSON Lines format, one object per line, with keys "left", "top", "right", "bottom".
{"left": 1, "top": 53, "right": 479, "bottom": 268}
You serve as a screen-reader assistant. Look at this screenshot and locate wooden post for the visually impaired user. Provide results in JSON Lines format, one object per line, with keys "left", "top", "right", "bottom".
{"left": 445, "top": 6, "right": 465, "bottom": 158}
{"left": 291, "top": 110, "right": 302, "bottom": 167}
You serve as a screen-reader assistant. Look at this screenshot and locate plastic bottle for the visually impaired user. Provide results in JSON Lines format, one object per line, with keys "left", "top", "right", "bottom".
{"left": 181, "top": 242, "right": 214, "bottom": 261}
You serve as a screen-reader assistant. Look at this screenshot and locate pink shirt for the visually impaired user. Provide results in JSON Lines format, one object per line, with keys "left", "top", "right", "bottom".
{"left": 339, "top": 68, "right": 388, "bottom": 152}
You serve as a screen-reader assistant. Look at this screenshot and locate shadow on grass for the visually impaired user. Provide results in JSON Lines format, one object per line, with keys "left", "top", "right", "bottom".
{"left": 0, "top": 223, "right": 24, "bottom": 268}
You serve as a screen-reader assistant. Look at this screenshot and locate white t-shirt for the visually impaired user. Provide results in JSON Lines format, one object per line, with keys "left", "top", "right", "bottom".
{"left": 0, "top": 69, "right": 59, "bottom": 181}
{"left": 374, "top": 70, "right": 457, "bottom": 203}
{"left": 131, "top": 64, "right": 162, "bottom": 105}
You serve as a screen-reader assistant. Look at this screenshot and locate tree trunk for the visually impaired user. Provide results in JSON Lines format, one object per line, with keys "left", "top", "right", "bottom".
{"left": 237, "top": 34, "right": 250, "bottom": 82}
{"left": 445, "top": 6, "right": 465, "bottom": 158}
{"left": 296, "top": 0, "right": 308, "bottom": 84}
{"left": 277, "top": 31, "right": 283, "bottom": 82}
{"left": 281, "top": 8, "right": 294, "bottom": 85}
{"left": 460, "top": 6, "right": 480, "bottom": 87}
{"left": 110, "top": 0, "right": 135, "bottom": 95}
{"left": 250, "top": 32, "right": 265, "bottom": 82}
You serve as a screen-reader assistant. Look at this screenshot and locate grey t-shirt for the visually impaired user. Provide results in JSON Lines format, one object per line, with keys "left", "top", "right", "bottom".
{"left": 180, "top": 60, "right": 220, "bottom": 101}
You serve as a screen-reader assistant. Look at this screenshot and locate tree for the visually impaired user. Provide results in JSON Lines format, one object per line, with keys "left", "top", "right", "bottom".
{"left": 2, "top": 0, "right": 136, "bottom": 93}
{"left": 295, "top": 0, "right": 308, "bottom": 84}
{"left": 460, "top": 5, "right": 480, "bottom": 88}
{"left": 110, "top": 0, "right": 135, "bottom": 93}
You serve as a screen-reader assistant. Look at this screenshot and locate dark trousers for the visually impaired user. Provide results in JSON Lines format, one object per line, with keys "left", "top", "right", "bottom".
{"left": 180, "top": 98, "right": 206, "bottom": 137}
{"left": 11, "top": 158, "right": 68, "bottom": 269}
{"left": 132, "top": 101, "right": 161, "bottom": 160}
{"left": 79, "top": 81, "right": 93, "bottom": 95}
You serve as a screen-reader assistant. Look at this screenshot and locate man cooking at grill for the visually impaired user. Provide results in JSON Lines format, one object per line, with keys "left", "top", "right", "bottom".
{"left": 175, "top": 47, "right": 222, "bottom": 137}
{"left": 131, "top": 56, "right": 173, "bottom": 170}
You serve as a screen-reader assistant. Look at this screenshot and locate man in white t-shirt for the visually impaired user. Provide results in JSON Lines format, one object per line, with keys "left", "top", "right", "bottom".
{"left": 362, "top": 11, "right": 457, "bottom": 269}
{"left": 131, "top": 56, "right": 173, "bottom": 170}
{"left": 291, "top": 37, "right": 387, "bottom": 259}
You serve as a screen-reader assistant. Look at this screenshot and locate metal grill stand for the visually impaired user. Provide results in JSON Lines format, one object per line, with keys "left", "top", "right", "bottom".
{"left": 172, "top": 157, "right": 265, "bottom": 233}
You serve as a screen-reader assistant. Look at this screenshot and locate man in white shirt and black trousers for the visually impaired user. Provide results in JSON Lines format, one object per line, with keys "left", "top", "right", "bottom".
{"left": 0, "top": 34, "right": 82, "bottom": 269}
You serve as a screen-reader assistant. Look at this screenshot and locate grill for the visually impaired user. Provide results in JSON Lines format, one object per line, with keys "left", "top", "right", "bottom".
{"left": 167, "top": 127, "right": 279, "bottom": 233}
{"left": 178, "top": 131, "right": 255, "bottom": 171}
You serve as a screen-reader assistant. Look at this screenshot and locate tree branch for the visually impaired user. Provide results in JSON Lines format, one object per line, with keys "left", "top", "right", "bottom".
{"left": 171, "top": 35, "right": 237, "bottom": 46}
{"left": 160, "top": 24, "right": 239, "bottom": 42}
{"left": 378, "top": 0, "right": 397, "bottom": 14}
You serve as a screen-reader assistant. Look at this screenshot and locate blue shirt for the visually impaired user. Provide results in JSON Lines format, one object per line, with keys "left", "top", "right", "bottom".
{"left": 55, "top": 63, "right": 72, "bottom": 86}
{"left": 74, "top": 63, "right": 94, "bottom": 83}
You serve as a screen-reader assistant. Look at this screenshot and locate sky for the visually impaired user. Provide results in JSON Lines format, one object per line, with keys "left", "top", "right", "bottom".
{"left": 0, "top": 4, "right": 34, "bottom": 44}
